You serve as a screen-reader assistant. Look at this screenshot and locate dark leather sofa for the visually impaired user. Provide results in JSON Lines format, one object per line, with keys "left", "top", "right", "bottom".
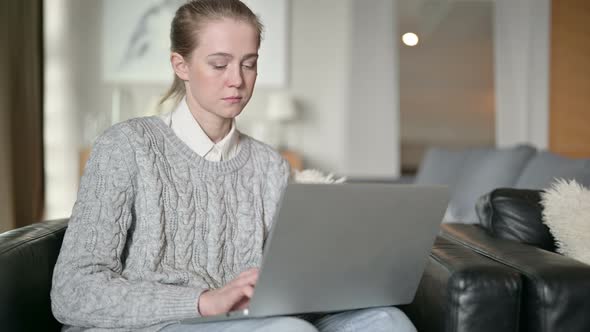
{"left": 404, "top": 188, "right": 590, "bottom": 332}
{"left": 0, "top": 218, "right": 67, "bottom": 331}
{"left": 1, "top": 190, "right": 589, "bottom": 331}
{"left": 398, "top": 144, "right": 590, "bottom": 331}
{"left": 1, "top": 215, "right": 518, "bottom": 332}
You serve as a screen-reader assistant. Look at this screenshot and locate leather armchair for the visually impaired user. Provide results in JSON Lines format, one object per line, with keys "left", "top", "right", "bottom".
{"left": 0, "top": 219, "right": 68, "bottom": 331}
{"left": 403, "top": 236, "right": 521, "bottom": 332}
{"left": 443, "top": 224, "right": 590, "bottom": 332}
{"left": 409, "top": 188, "right": 590, "bottom": 332}
{"left": 441, "top": 189, "right": 590, "bottom": 332}
{"left": 442, "top": 223, "right": 590, "bottom": 332}
{"left": 467, "top": 188, "right": 590, "bottom": 331}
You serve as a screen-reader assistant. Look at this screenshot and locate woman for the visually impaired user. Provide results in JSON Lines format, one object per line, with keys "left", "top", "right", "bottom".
{"left": 51, "top": 1, "right": 416, "bottom": 331}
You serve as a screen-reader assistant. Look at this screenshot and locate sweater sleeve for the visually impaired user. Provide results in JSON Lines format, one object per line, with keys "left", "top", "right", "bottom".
{"left": 50, "top": 125, "right": 204, "bottom": 329}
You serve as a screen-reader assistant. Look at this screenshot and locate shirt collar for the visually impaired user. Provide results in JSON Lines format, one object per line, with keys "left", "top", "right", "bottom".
{"left": 170, "top": 97, "right": 240, "bottom": 160}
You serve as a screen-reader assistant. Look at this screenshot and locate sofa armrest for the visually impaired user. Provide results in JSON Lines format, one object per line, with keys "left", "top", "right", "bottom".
{"left": 0, "top": 219, "right": 68, "bottom": 331}
{"left": 403, "top": 236, "right": 521, "bottom": 332}
{"left": 442, "top": 223, "right": 590, "bottom": 332}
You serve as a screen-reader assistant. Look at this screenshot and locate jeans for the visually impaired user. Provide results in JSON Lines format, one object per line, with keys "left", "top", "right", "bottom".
{"left": 159, "top": 307, "right": 416, "bottom": 332}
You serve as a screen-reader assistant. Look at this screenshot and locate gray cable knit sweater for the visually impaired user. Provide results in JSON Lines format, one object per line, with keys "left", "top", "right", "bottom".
{"left": 50, "top": 117, "right": 290, "bottom": 331}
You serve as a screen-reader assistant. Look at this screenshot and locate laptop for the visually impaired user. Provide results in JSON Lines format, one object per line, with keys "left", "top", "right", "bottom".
{"left": 181, "top": 183, "right": 449, "bottom": 323}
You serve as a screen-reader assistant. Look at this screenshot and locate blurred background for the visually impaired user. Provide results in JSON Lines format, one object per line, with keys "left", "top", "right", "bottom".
{"left": 1, "top": 0, "right": 589, "bottom": 231}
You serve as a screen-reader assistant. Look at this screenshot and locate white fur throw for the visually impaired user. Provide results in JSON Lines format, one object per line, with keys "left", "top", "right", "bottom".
{"left": 541, "top": 179, "right": 590, "bottom": 265}
{"left": 292, "top": 169, "right": 346, "bottom": 184}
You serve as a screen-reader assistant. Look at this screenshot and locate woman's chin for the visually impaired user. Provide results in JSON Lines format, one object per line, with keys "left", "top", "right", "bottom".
{"left": 216, "top": 104, "right": 246, "bottom": 119}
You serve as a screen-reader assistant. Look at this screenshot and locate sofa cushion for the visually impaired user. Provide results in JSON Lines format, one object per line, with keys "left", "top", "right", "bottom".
{"left": 476, "top": 188, "right": 556, "bottom": 252}
{"left": 415, "top": 147, "right": 473, "bottom": 190}
{"left": 515, "top": 151, "right": 590, "bottom": 189}
{"left": 444, "top": 145, "right": 536, "bottom": 224}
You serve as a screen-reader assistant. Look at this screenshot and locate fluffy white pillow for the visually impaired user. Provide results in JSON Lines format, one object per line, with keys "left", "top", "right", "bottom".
{"left": 541, "top": 179, "right": 590, "bottom": 265}
{"left": 292, "top": 169, "right": 346, "bottom": 184}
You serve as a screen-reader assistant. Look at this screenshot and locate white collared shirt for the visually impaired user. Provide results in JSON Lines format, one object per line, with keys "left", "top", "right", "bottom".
{"left": 159, "top": 97, "right": 240, "bottom": 161}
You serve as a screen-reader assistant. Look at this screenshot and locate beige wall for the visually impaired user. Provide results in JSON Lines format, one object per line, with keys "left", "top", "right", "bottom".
{"left": 235, "top": 0, "right": 401, "bottom": 177}
{"left": 494, "top": 0, "right": 550, "bottom": 149}
{"left": 240, "top": 0, "right": 354, "bottom": 173}
{"left": 399, "top": 1, "right": 495, "bottom": 171}
{"left": 288, "top": 0, "right": 352, "bottom": 173}
{"left": 347, "top": 0, "right": 399, "bottom": 177}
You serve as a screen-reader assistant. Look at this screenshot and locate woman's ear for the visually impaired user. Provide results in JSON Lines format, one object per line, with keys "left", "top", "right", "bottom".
{"left": 171, "top": 52, "right": 189, "bottom": 81}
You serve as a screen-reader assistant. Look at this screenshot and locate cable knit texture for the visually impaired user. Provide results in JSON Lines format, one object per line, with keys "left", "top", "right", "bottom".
{"left": 51, "top": 117, "right": 290, "bottom": 331}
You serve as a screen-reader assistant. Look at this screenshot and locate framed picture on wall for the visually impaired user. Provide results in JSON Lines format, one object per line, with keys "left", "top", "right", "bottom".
{"left": 102, "top": 0, "right": 289, "bottom": 87}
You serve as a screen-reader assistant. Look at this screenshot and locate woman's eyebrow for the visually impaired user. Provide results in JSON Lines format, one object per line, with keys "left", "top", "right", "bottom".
{"left": 207, "top": 52, "right": 232, "bottom": 59}
{"left": 206, "top": 53, "right": 259, "bottom": 60}
{"left": 242, "top": 53, "right": 259, "bottom": 60}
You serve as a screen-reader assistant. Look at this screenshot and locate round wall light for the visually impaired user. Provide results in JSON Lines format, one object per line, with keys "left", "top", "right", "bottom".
{"left": 402, "top": 32, "right": 419, "bottom": 46}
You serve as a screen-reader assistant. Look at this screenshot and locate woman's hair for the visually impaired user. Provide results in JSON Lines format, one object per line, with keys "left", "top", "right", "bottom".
{"left": 160, "top": 0, "right": 264, "bottom": 105}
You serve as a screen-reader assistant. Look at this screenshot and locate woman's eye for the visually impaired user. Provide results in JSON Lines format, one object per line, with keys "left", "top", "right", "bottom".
{"left": 211, "top": 64, "right": 227, "bottom": 70}
{"left": 242, "top": 63, "right": 257, "bottom": 69}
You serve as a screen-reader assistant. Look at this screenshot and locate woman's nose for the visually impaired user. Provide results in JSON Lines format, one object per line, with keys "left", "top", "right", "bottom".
{"left": 226, "top": 65, "right": 243, "bottom": 88}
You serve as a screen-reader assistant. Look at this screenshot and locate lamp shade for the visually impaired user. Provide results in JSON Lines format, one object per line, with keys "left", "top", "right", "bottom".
{"left": 266, "top": 91, "right": 297, "bottom": 122}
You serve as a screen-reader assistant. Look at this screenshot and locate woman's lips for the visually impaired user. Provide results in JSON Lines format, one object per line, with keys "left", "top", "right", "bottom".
{"left": 222, "top": 96, "right": 242, "bottom": 104}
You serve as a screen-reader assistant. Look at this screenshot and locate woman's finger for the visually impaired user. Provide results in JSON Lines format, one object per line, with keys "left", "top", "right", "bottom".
{"left": 242, "top": 285, "right": 255, "bottom": 298}
{"left": 224, "top": 285, "right": 254, "bottom": 310}
{"left": 231, "top": 297, "right": 251, "bottom": 311}
{"left": 231, "top": 274, "right": 258, "bottom": 288}
{"left": 229, "top": 270, "right": 259, "bottom": 288}
{"left": 236, "top": 268, "right": 258, "bottom": 280}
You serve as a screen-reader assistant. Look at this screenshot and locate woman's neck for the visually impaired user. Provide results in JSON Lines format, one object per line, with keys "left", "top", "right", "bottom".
{"left": 185, "top": 96, "right": 232, "bottom": 143}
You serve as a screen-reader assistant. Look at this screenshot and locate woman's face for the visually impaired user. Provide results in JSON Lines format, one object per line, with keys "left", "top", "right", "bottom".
{"left": 175, "top": 18, "right": 259, "bottom": 121}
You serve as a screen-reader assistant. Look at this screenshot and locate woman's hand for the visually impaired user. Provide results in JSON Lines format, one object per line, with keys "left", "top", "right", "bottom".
{"left": 197, "top": 268, "right": 259, "bottom": 316}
